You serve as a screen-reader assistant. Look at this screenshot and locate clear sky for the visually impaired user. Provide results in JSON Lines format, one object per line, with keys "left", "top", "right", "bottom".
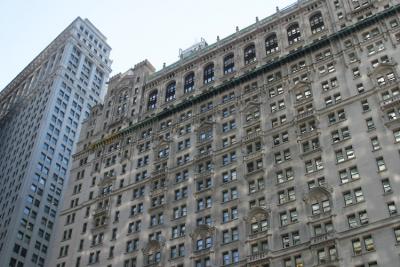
{"left": 0, "top": 0, "right": 296, "bottom": 91}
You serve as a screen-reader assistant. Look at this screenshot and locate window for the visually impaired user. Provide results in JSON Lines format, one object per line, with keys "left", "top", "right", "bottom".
{"left": 223, "top": 54, "right": 235, "bottom": 74}
{"left": 381, "top": 179, "right": 392, "bottom": 193}
{"left": 222, "top": 227, "right": 239, "bottom": 243}
{"left": 361, "top": 99, "right": 370, "bottom": 112}
{"left": 280, "top": 209, "right": 298, "bottom": 226}
{"left": 335, "top": 146, "right": 355, "bottom": 163}
{"left": 310, "top": 12, "right": 325, "bottom": 34}
{"left": 222, "top": 206, "right": 238, "bottom": 223}
{"left": 196, "top": 236, "right": 213, "bottom": 251}
{"left": 366, "top": 117, "right": 375, "bottom": 130}
{"left": 353, "top": 67, "right": 361, "bottom": 78}
{"left": 328, "top": 109, "right": 346, "bottom": 125}
{"left": 265, "top": 33, "right": 279, "bottom": 54}
{"left": 387, "top": 201, "right": 397, "bottom": 215}
{"left": 276, "top": 168, "right": 294, "bottom": 184}
{"left": 287, "top": 23, "right": 301, "bottom": 45}
{"left": 165, "top": 81, "right": 176, "bottom": 102}
{"left": 203, "top": 63, "right": 214, "bottom": 84}
{"left": 394, "top": 227, "right": 400, "bottom": 243}
{"left": 348, "top": 210, "right": 369, "bottom": 228}
{"left": 244, "top": 44, "right": 256, "bottom": 65}
{"left": 281, "top": 231, "right": 300, "bottom": 248}
{"left": 170, "top": 243, "right": 185, "bottom": 259}
{"left": 222, "top": 249, "right": 239, "bottom": 265}
{"left": 339, "top": 166, "right": 360, "bottom": 184}
{"left": 171, "top": 224, "right": 186, "bottom": 239}
{"left": 370, "top": 137, "right": 380, "bottom": 151}
{"left": 278, "top": 187, "right": 296, "bottom": 204}
{"left": 305, "top": 157, "right": 324, "bottom": 174}
{"left": 311, "top": 199, "right": 331, "bottom": 215}
{"left": 394, "top": 129, "right": 400, "bottom": 142}
{"left": 184, "top": 72, "right": 195, "bottom": 93}
{"left": 376, "top": 157, "right": 386, "bottom": 171}
{"left": 343, "top": 188, "right": 364, "bottom": 206}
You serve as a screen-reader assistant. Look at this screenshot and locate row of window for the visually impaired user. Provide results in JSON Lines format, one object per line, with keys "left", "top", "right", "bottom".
{"left": 146, "top": 13, "right": 325, "bottom": 110}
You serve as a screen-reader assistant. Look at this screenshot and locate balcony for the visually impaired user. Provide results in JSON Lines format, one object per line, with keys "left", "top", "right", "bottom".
{"left": 195, "top": 151, "right": 213, "bottom": 161}
{"left": 152, "top": 168, "right": 168, "bottom": 177}
{"left": 296, "top": 109, "right": 315, "bottom": 122}
{"left": 380, "top": 94, "right": 400, "bottom": 110}
{"left": 297, "top": 128, "right": 319, "bottom": 141}
{"left": 195, "top": 170, "right": 213, "bottom": 180}
{"left": 300, "top": 146, "right": 322, "bottom": 158}
{"left": 383, "top": 116, "right": 400, "bottom": 129}
{"left": 313, "top": 257, "right": 339, "bottom": 267}
{"left": 247, "top": 251, "right": 270, "bottom": 264}
{"left": 247, "top": 230, "right": 270, "bottom": 242}
{"left": 150, "top": 187, "right": 167, "bottom": 197}
{"left": 244, "top": 151, "right": 263, "bottom": 161}
{"left": 93, "top": 205, "right": 110, "bottom": 216}
{"left": 243, "top": 131, "right": 264, "bottom": 143}
{"left": 310, "top": 231, "right": 336, "bottom": 245}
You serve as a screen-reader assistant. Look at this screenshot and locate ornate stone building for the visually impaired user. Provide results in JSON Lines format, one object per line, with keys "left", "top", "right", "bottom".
{"left": 49, "top": 1, "right": 400, "bottom": 267}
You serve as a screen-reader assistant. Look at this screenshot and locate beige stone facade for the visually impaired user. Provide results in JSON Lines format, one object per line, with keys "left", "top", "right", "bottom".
{"left": 49, "top": 1, "right": 400, "bottom": 267}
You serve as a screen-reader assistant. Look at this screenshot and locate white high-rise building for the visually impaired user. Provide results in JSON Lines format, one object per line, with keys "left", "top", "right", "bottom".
{"left": 0, "top": 17, "right": 111, "bottom": 267}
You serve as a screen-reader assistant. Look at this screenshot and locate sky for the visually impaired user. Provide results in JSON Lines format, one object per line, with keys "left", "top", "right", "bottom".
{"left": 0, "top": 0, "right": 296, "bottom": 90}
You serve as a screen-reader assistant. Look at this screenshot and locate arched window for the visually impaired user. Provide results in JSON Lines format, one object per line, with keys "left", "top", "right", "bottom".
{"left": 310, "top": 12, "right": 325, "bottom": 34}
{"left": 287, "top": 23, "right": 301, "bottom": 45}
{"left": 165, "top": 81, "right": 176, "bottom": 102}
{"left": 184, "top": 72, "right": 195, "bottom": 93}
{"left": 203, "top": 63, "right": 214, "bottom": 84}
{"left": 244, "top": 44, "right": 256, "bottom": 65}
{"left": 265, "top": 33, "right": 279, "bottom": 55}
{"left": 147, "top": 90, "right": 158, "bottom": 110}
{"left": 223, "top": 53, "right": 235, "bottom": 74}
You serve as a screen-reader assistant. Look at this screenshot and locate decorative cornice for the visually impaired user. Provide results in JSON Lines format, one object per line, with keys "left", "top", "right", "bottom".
{"left": 74, "top": 4, "right": 400, "bottom": 159}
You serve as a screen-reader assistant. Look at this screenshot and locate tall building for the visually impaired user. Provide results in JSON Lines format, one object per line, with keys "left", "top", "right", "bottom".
{"left": 0, "top": 17, "right": 111, "bottom": 267}
{"left": 50, "top": 1, "right": 400, "bottom": 267}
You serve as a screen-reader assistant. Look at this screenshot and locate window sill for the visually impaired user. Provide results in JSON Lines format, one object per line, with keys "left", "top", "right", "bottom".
{"left": 221, "top": 198, "right": 239, "bottom": 205}
{"left": 336, "top": 156, "right": 356, "bottom": 165}
{"left": 277, "top": 199, "right": 296, "bottom": 206}
{"left": 331, "top": 135, "right": 351, "bottom": 145}
{"left": 222, "top": 218, "right": 239, "bottom": 225}
{"left": 344, "top": 199, "right": 366, "bottom": 208}
{"left": 339, "top": 177, "right": 361, "bottom": 186}
{"left": 275, "top": 178, "right": 295, "bottom": 187}
{"left": 352, "top": 249, "right": 375, "bottom": 257}
{"left": 221, "top": 239, "right": 239, "bottom": 247}
{"left": 170, "top": 235, "right": 185, "bottom": 241}
{"left": 383, "top": 190, "right": 393, "bottom": 196}
{"left": 371, "top": 147, "right": 382, "bottom": 152}
{"left": 328, "top": 118, "right": 347, "bottom": 127}
{"left": 279, "top": 220, "right": 299, "bottom": 230}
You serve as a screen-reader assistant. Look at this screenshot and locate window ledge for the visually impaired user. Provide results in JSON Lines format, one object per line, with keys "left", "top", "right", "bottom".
{"left": 279, "top": 220, "right": 299, "bottom": 230}
{"left": 221, "top": 198, "right": 239, "bottom": 205}
{"left": 275, "top": 178, "right": 295, "bottom": 187}
{"left": 377, "top": 169, "right": 388, "bottom": 174}
{"left": 336, "top": 156, "right": 356, "bottom": 165}
{"left": 277, "top": 199, "right": 297, "bottom": 206}
{"left": 383, "top": 190, "right": 393, "bottom": 196}
{"left": 352, "top": 249, "right": 375, "bottom": 257}
{"left": 344, "top": 199, "right": 366, "bottom": 208}
{"left": 339, "top": 177, "right": 361, "bottom": 186}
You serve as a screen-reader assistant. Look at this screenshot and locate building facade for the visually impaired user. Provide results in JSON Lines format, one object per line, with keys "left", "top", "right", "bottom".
{"left": 50, "top": 1, "right": 400, "bottom": 267}
{"left": 0, "top": 17, "right": 111, "bottom": 266}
